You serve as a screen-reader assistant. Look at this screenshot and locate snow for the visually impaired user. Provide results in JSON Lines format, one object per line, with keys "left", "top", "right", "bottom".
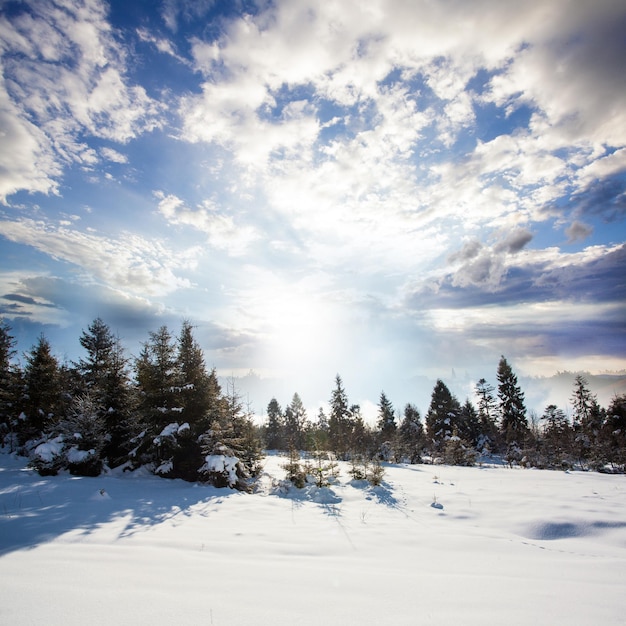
{"left": 201, "top": 454, "right": 240, "bottom": 486}
{"left": 32, "top": 436, "right": 64, "bottom": 462}
{"left": 1, "top": 451, "right": 625, "bottom": 625}
{"left": 66, "top": 447, "right": 95, "bottom": 464}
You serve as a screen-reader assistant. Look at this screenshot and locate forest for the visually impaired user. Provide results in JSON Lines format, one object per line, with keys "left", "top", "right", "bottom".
{"left": 1, "top": 317, "right": 625, "bottom": 489}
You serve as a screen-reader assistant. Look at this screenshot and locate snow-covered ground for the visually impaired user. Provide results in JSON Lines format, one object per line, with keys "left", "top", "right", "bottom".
{"left": 1, "top": 451, "right": 625, "bottom": 625}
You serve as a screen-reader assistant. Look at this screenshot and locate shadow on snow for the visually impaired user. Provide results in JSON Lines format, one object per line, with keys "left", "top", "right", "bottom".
{"left": 0, "top": 457, "right": 237, "bottom": 557}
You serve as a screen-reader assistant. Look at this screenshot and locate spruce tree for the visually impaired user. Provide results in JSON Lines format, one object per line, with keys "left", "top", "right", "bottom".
{"left": 397, "top": 403, "right": 424, "bottom": 463}
{"left": 329, "top": 374, "right": 351, "bottom": 458}
{"left": 21, "top": 335, "right": 62, "bottom": 443}
{"left": 265, "top": 398, "right": 284, "bottom": 450}
{"left": 426, "top": 379, "right": 461, "bottom": 452}
{"left": 541, "top": 404, "right": 571, "bottom": 467}
{"left": 133, "top": 326, "right": 180, "bottom": 471}
{"left": 135, "top": 326, "right": 179, "bottom": 429}
{"left": 283, "top": 393, "right": 306, "bottom": 450}
{"left": 497, "top": 356, "right": 528, "bottom": 446}
{"left": 570, "top": 374, "right": 603, "bottom": 465}
{"left": 77, "top": 319, "right": 136, "bottom": 467}
{"left": 0, "top": 320, "right": 17, "bottom": 449}
{"left": 377, "top": 391, "right": 396, "bottom": 439}
{"left": 475, "top": 378, "right": 499, "bottom": 450}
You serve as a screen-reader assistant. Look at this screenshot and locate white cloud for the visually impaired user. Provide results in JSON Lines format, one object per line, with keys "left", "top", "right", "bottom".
{"left": 0, "top": 217, "right": 194, "bottom": 297}
{"left": 155, "top": 191, "right": 259, "bottom": 256}
{"left": 0, "top": 0, "right": 163, "bottom": 200}
{"left": 100, "top": 147, "right": 128, "bottom": 164}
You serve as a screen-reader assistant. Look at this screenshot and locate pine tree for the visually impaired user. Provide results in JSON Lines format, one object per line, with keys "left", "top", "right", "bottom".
{"left": 397, "top": 403, "right": 424, "bottom": 463}
{"left": 541, "top": 404, "right": 572, "bottom": 467}
{"left": 78, "top": 318, "right": 116, "bottom": 392}
{"left": 377, "top": 391, "right": 396, "bottom": 438}
{"left": 458, "top": 398, "right": 481, "bottom": 447}
{"left": 570, "top": 374, "right": 603, "bottom": 465}
{"left": 329, "top": 374, "right": 351, "bottom": 459}
{"left": 284, "top": 392, "right": 307, "bottom": 450}
{"left": 77, "top": 319, "right": 136, "bottom": 467}
{"left": 176, "top": 321, "right": 214, "bottom": 433}
{"left": 426, "top": 379, "right": 461, "bottom": 452}
{"left": 0, "top": 320, "right": 17, "bottom": 449}
{"left": 602, "top": 395, "right": 626, "bottom": 470}
{"left": 133, "top": 326, "right": 181, "bottom": 471}
{"left": 497, "top": 356, "right": 528, "bottom": 446}
{"left": 135, "top": 326, "right": 179, "bottom": 429}
{"left": 58, "top": 394, "right": 107, "bottom": 476}
{"left": 265, "top": 398, "right": 284, "bottom": 450}
{"left": 475, "top": 378, "right": 499, "bottom": 451}
{"left": 20, "top": 334, "right": 62, "bottom": 443}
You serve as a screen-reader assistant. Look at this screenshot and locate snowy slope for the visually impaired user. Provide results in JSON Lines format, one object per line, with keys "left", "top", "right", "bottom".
{"left": 1, "top": 452, "right": 625, "bottom": 625}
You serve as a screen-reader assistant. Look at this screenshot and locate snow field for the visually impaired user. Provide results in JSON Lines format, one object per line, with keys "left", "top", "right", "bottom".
{"left": 1, "top": 452, "right": 625, "bottom": 625}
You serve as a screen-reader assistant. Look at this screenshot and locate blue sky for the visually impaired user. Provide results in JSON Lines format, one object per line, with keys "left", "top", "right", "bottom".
{"left": 1, "top": 0, "right": 625, "bottom": 419}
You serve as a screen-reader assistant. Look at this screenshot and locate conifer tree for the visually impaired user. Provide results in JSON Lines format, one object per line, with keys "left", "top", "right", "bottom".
{"left": 570, "top": 374, "right": 603, "bottom": 464}
{"left": 21, "top": 334, "right": 62, "bottom": 443}
{"left": 78, "top": 318, "right": 116, "bottom": 392}
{"left": 458, "top": 398, "right": 481, "bottom": 447}
{"left": 176, "top": 321, "right": 214, "bottom": 434}
{"left": 135, "top": 326, "right": 179, "bottom": 429}
{"left": 377, "top": 391, "right": 396, "bottom": 439}
{"left": 77, "top": 319, "right": 136, "bottom": 466}
{"left": 329, "top": 374, "right": 351, "bottom": 458}
{"left": 397, "top": 403, "right": 424, "bottom": 463}
{"left": 0, "top": 320, "right": 17, "bottom": 449}
{"left": 426, "top": 379, "right": 461, "bottom": 451}
{"left": 133, "top": 326, "right": 181, "bottom": 471}
{"left": 541, "top": 404, "right": 571, "bottom": 467}
{"left": 265, "top": 398, "right": 284, "bottom": 450}
{"left": 475, "top": 378, "right": 499, "bottom": 450}
{"left": 284, "top": 392, "right": 307, "bottom": 450}
{"left": 497, "top": 356, "right": 528, "bottom": 446}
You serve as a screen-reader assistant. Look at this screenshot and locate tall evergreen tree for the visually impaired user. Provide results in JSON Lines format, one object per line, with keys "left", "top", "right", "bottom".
{"left": 458, "top": 398, "right": 481, "bottom": 447}
{"left": 21, "top": 334, "right": 62, "bottom": 442}
{"left": 0, "top": 320, "right": 17, "bottom": 448}
{"left": 77, "top": 319, "right": 136, "bottom": 466}
{"left": 78, "top": 317, "right": 116, "bottom": 391}
{"left": 265, "top": 398, "right": 284, "bottom": 450}
{"left": 284, "top": 392, "right": 307, "bottom": 450}
{"left": 541, "top": 404, "right": 571, "bottom": 466}
{"left": 329, "top": 374, "right": 351, "bottom": 458}
{"left": 475, "top": 378, "right": 499, "bottom": 450}
{"left": 570, "top": 374, "right": 603, "bottom": 464}
{"left": 377, "top": 391, "right": 396, "bottom": 439}
{"left": 497, "top": 356, "right": 528, "bottom": 445}
{"left": 176, "top": 320, "right": 215, "bottom": 433}
{"left": 397, "top": 403, "right": 424, "bottom": 463}
{"left": 426, "top": 379, "right": 461, "bottom": 451}
{"left": 135, "top": 326, "right": 179, "bottom": 429}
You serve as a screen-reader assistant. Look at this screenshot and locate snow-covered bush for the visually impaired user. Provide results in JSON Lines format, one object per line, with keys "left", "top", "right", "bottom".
{"left": 58, "top": 395, "right": 107, "bottom": 476}
{"left": 199, "top": 423, "right": 250, "bottom": 490}
{"left": 30, "top": 435, "right": 65, "bottom": 476}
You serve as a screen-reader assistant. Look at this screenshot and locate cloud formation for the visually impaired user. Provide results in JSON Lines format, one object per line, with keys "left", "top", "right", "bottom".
{"left": 0, "top": 0, "right": 624, "bottom": 413}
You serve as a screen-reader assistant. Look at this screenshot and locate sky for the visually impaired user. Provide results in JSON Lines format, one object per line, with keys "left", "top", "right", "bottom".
{"left": 0, "top": 0, "right": 625, "bottom": 419}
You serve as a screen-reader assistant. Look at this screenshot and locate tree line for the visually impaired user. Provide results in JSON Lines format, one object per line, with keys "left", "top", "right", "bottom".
{"left": 263, "top": 365, "right": 626, "bottom": 472}
{"left": 0, "top": 317, "right": 625, "bottom": 491}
